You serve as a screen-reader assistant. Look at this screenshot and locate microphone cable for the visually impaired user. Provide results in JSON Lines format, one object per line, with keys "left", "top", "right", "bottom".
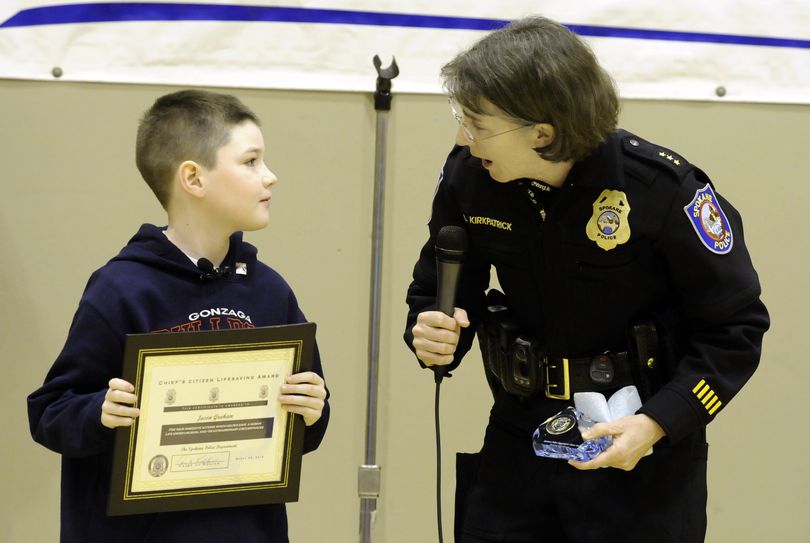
{"left": 433, "top": 369, "right": 447, "bottom": 543}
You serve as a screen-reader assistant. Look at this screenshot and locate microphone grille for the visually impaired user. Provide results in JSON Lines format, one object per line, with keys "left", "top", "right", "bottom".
{"left": 197, "top": 258, "right": 215, "bottom": 273}
{"left": 436, "top": 225, "right": 468, "bottom": 253}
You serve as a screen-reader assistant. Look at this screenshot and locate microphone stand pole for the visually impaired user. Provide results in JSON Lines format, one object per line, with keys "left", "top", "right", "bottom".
{"left": 359, "top": 54, "right": 399, "bottom": 543}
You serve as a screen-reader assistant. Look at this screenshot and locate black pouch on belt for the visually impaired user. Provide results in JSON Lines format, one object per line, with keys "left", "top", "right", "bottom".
{"left": 477, "top": 289, "right": 517, "bottom": 396}
{"left": 627, "top": 320, "right": 665, "bottom": 401}
{"left": 477, "top": 289, "right": 544, "bottom": 399}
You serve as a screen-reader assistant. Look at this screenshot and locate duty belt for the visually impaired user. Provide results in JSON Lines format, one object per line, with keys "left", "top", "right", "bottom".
{"left": 543, "top": 352, "right": 634, "bottom": 400}
{"left": 477, "top": 289, "right": 647, "bottom": 401}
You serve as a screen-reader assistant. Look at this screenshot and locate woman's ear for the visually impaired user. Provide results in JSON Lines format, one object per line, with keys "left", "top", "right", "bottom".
{"left": 531, "top": 123, "right": 556, "bottom": 149}
{"left": 177, "top": 160, "right": 205, "bottom": 198}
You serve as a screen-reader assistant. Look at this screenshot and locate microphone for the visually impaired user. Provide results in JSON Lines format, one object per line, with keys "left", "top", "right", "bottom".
{"left": 433, "top": 225, "right": 468, "bottom": 382}
{"left": 197, "top": 258, "right": 231, "bottom": 280}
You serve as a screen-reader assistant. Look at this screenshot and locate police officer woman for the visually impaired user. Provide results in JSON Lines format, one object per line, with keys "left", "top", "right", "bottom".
{"left": 404, "top": 16, "right": 769, "bottom": 543}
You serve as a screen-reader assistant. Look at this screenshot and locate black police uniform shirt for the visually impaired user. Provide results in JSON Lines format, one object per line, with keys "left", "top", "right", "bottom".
{"left": 28, "top": 224, "right": 329, "bottom": 543}
{"left": 405, "top": 129, "right": 769, "bottom": 443}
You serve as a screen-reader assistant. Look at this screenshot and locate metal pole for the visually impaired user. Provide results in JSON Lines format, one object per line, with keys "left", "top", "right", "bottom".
{"left": 359, "top": 55, "right": 398, "bottom": 543}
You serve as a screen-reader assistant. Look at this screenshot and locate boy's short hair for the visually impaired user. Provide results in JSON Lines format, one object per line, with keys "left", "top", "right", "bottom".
{"left": 136, "top": 90, "right": 260, "bottom": 209}
{"left": 441, "top": 16, "right": 619, "bottom": 162}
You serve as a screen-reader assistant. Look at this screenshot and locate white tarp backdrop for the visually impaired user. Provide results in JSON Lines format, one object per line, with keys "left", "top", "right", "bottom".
{"left": 1, "top": 1, "right": 809, "bottom": 103}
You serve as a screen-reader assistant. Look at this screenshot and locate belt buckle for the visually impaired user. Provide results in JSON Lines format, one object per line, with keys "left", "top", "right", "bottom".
{"left": 544, "top": 358, "right": 570, "bottom": 400}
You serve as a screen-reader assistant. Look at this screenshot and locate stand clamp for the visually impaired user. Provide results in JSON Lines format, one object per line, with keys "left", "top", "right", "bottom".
{"left": 373, "top": 55, "right": 399, "bottom": 111}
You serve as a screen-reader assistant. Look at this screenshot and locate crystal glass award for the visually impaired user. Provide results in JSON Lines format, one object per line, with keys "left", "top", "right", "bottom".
{"left": 532, "top": 406, "right": 611, "bottom": 462}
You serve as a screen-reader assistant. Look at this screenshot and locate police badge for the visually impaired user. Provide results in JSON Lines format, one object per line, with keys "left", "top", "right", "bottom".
{"left": 532, "top": 407, "right": 611, "bottom": 462}
{"left": 586, "top": 189, "right": 631, "bottom": 251}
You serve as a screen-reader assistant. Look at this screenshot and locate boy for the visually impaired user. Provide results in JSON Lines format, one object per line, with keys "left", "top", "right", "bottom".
{"left": 404, "top": 16, "right": 768, "bottom": 542}
{"left": 28, "top": 90, "right": 329, "bottom": 542}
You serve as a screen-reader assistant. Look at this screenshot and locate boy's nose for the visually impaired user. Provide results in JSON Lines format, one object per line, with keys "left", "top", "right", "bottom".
{"left": 263, "top": 164, "right": 278, "bottom": 187}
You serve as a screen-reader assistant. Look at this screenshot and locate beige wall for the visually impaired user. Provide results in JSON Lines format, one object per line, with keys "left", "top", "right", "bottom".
{"left": 1, "top": 79, "right": 807, "bottom": 542}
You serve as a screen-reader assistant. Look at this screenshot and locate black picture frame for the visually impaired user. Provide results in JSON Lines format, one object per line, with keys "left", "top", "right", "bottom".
{"left": 107, "top": 322, "right": 315, "bottom": 516}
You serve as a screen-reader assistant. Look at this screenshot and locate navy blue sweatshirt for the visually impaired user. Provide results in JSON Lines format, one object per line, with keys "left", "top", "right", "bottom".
{"left": 28, "top": 224, "right": 329, "bottom": 543}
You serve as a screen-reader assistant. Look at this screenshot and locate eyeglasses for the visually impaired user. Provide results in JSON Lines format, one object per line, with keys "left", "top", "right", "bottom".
{"left": 447, "top": 98, "right": 532, "bottom": 143}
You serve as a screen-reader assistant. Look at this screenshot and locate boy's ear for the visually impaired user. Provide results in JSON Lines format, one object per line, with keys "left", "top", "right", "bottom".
{"left": 531, "top": 123, "right": 556, "bottom": 149}
{"left": 177, "top": 160, "right": 205, "bottom": 198}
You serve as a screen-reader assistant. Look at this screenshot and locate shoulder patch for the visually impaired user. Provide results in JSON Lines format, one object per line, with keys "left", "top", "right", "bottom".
{"left": 622, "top": 135, "right": 690, "bottom": 181}
{"left": 683, "top": 183, "right": 733, "bottom": 254}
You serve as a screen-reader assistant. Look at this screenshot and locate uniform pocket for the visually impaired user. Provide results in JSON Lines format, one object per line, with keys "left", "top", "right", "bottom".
{"left": 557, "top": 240, "right": 652, "bottom": 347}
{"left": 470, "top": 227, "right": 531, "bottom": 270}
{"left": 564, "top": 238, "right": 645, "bottom": 280}
{"left": 455, "top": 452, "right": 482, "bottom": 539}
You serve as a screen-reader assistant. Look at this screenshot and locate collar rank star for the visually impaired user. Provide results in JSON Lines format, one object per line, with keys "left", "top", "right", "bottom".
{"left": 684, "top": 183, "right": 733, "bottom": 254}
{"left": 586, "top": 189, "right": 631, "bottom": 251}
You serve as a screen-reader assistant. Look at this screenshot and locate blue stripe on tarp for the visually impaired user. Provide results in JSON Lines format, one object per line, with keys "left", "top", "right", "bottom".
{"left": 2, "top": 3, "right": 810, "bottom": 50}
{"left": 0, "top": 3, "right": 508, "bottom": 30}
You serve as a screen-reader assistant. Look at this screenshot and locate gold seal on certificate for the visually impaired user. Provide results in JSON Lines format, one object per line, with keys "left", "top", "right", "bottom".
{"left": 107, "top": 323, "right": 315, "bottom": 516}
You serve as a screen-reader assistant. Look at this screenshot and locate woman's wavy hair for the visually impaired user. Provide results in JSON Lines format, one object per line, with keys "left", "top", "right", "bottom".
{"left": 441, "top": 16, "right": 619, "bottom": 162}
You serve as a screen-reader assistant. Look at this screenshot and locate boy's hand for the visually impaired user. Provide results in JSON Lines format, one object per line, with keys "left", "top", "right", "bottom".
{"left": 101, "top": 378, "right": 140, "bottom": 429}
{"left": 279, "top": 372, "right": 327, "bottom": 426}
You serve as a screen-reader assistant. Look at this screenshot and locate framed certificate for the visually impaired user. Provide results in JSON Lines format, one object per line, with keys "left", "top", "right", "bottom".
{"left": 107, "top": 322, "right": 315, "bottom": 516}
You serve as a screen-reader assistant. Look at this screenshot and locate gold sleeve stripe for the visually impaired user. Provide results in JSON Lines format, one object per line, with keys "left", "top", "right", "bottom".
{"left": 692, "top": 378, "right": 723, "bottom": 417}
